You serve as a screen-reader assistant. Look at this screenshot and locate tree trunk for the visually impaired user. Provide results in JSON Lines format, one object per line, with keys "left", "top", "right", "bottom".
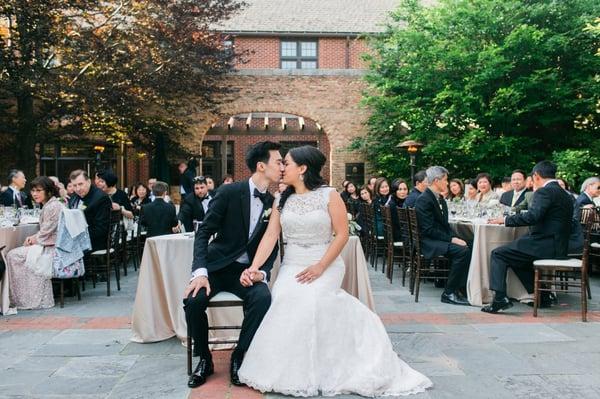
{"left": 16, "top": 93, "right": 37, "bottom": 182}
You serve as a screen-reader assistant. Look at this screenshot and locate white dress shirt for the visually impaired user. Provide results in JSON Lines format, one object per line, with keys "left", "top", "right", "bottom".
{"left": 511, "top": 189, "right": 526, "bottom": 207}
{"left": 192, "top": 178, "right": 268, "bottom": 282}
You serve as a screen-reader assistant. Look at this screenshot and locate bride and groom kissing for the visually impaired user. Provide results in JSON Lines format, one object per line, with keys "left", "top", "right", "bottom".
{"left": 183, "top": 141, "right": 432, "bottom": 397}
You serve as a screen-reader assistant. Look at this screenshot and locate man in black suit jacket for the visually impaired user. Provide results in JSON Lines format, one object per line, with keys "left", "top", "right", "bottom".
{"left": 0, "top": 169, "right": 32, "bottom": 208}
{"left": 69, "top": 169, "right": 112, "bottom": 251}
{"left": 483, "top": 161, "right": 574, "bottom": 313}
{"left": 140, "top": 181, "right": 179, "bottom": 237}
{"left": 178, "top": 161, "right": 196, "bottom": 200}
{"left": 415, "top": 166, "right": 471, "bottom": 306}
{"left": 183, "top": 141, "right": 282, "bottom": 388}
{"left": 403, "top": 170, "right": 428, "bottom": 208}
{"left": 178, "top": 177, "right": 210, "bottom": 233}
{"left": 499, "top": 169, "right": 528, "bottom": 208}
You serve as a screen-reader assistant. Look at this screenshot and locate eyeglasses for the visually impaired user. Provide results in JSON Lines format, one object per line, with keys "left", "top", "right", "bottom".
{"left": 193, "top": 176, "right": 207, "bottom": 184}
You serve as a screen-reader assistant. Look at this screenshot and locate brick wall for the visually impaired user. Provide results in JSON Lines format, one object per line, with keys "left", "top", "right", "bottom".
{"left": 234, "top": 37, "right": 279, "bottom": 69}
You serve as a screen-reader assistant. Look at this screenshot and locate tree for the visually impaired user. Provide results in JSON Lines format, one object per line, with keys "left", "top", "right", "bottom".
{"left": 1, "top": 0, "right": 242, "bottom": 180}
{"left": 357, "top": 0, "right": 600, "bottom": 184}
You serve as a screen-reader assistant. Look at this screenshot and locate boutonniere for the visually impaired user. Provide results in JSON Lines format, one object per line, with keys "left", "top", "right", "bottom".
{"left": 262, "top": 208, "right": 272, "bottom": 222}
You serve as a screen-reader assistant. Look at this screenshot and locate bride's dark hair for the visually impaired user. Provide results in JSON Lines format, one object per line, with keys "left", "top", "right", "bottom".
{"left": 278, "top": 145, "right": 327, "bottom": 211}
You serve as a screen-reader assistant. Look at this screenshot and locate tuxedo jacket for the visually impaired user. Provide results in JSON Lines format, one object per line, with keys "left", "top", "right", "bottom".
{"left": 415, "top": 188, "right": 453, "bottom": 259}
{"left": 504, "top": 181, "right": 573, "bottom": 259}
{"left": 192, "top": 180, "right": 279, "bottom": 279}
{"left": 140, "top": 198, "right": 179, "bottom": 238}
{"left": 73, "top": 185, "right": 112, "bottom": 251}
{"left": 0, "top": 187, "right": 32, "bottom": 208}
{"left": 180, "top": 168, "right": 195, "bottom": 199}
{"left": 178, "top": 193, "right": 209, "bottom": 233}
{"left": 499, "top": 190, "right": 527, "bottom": 207}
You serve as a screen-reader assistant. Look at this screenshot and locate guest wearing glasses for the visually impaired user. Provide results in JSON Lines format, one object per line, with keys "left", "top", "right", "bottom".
{"left": 0, "top": 169, "right": 32, "bottom": 208}
{"left": 179, "top": 177, "right": 212, "bottom": 233}
{"left": 6, "top": 177, "right": 64, "bottom": 309}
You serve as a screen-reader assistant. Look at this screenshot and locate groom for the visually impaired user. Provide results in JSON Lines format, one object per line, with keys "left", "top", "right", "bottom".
{"left": 183, "top": 141, "right": 282, "bottom": 388}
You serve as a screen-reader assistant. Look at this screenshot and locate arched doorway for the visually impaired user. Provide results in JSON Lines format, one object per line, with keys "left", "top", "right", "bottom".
{"left": 201, "top": 112, "right": 331, "bottom": 184}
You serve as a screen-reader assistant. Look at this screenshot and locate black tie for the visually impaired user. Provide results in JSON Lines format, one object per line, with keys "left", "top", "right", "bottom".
{"left": 253, "top": 188, "right": 268, "bottom": 206}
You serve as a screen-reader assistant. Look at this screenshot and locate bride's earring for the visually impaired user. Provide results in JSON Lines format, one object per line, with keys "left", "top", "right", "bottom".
{"left": 299, "top": 174, "right": 304, "bottom": 182}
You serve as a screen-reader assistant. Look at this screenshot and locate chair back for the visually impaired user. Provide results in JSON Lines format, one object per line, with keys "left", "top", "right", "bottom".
{"left": 581, "top": 208, "right": 597, "bottom": 276}
{"left": 396, "top": 207, "right": 412, "bottom": 253}
{"left": 381, "top": 205, "right": 394, "bottom": 245}
{"left": 107, "top": 209, "right": 122, "bottom": 251}
{"left": 359, "top": 202, "right": 374, "bottom": 236}
{"left": 407, "top": 208, "right": 422, "bottom": 257}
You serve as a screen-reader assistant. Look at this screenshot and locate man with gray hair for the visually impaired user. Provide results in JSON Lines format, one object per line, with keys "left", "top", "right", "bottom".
{"left": 574, "top": 176, "right": 599, "bottom": 222}
{"left": 0, "top": 169, "right": 32, "bottom": 208}
{"left": 415, "top": 166, "right": 471, "bottom": 306}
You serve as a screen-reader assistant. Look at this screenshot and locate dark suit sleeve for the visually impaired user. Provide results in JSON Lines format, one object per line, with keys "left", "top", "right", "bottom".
{"left": 169, "top": 204, "right": 179, "bottom": 228}
{"left": 191, "top": 186, "right": 231, "bottom": 272}
{"left": 178, "top": 199, "right": 193, "bottom": 232}
{"left": 0, "top": 190, "right": 11, "bottom": 206}
{"left": 505, "top": 188, "right": 550, "bottom": 227}
{"left": 139, "top": 204, "right": 148, "bottom": 227}
{"left": 415, "top": 197, "right": 452, "bottom": 242}
{"left": 95, "top": 195, "right": 112, "bottom": 238}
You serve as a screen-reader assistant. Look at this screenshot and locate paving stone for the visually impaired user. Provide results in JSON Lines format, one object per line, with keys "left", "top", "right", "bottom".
{"left": 9, "top": 355, "right": 70, "bottom": 372}
{"left": 30, "top": 376, "right": 119, "bottom": 396}
{"left": 120, "top": 337, "right": 185, "bottom": 356}
{"left": 47, "top": 329, "right": 132, "bottom": 346}
{"left": 34, "top": 343, "right": 125, "bottom": 357}
{"left": 539, "top": 374, "right": 600, "bottom": 399}
{"left": 0, "top": 330, "right": 61, "bottom": 355}
{"left": 386, "top": 324, "right": 441, "bottom": 333}
{"left": 442, "top": 346, "right": 535, "bottom": 376}
{"left": 427, "top": 375, "right": 513, "bottom": 399}
{"left": 495, "top": 375, "right": 553, "bottom": 399}
{"left": 471, "top": 323, "right": 575, "bottom": 344}
{"left": 410, "top": 355, "right": 465, "bottom": 377}
{"left": 55, "top": 355, "right": 138, "bottom": 378}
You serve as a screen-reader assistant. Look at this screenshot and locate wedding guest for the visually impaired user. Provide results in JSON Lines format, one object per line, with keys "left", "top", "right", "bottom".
{"left": 205, "top": 176, "right": 216, "bottom": 196}
{"left": 415, "top": 166, "right": 471, "bottom": 306}
{"left": 0, "top": 169, "right": 32, "bottom": 208}
{"left": 130, "top": 182, "right": 151, "bottom": 215}
{"left": 48, "top": 176, "right": 67, "bottom": 199}
{"left": 573, "top": 177, "right": 599, "bottom": 222}
{"left": 140, "top": 181, "right": 179, "bottom": 237}
{"left": 6, "top": 177, "right": 64, "bottom": 309}
{"left": 356, "top": 185, "right": 373, "bottom": 240}
{"left": 178, "top": 160, "right": 196, "bottom": 201}
{"left": 499, "top": 170, "right": 527, "bottom": 208}
{"left": 66, "top": 181, "right": 75, "bottom": 199}
{"left": 404, "top": 170, "right": 427, "bottom": 208}
{"left": 373, "top": 177, "right": 391, "bottom": 237}
{"left": 340, "top": 180, "right": 351, "bottom": 202}
{"left": 525, "top": 175, "right": 534, "bottom": 190}
{"left": 96, "top": 170, "right": 133, "bottom": 220}
{"left": 343, "top": 182, "right": 361, "bottom": 215}
{"left": 178, "top": 177, "right": 211, "bottom": 233}
{"left": 448, "top": 179, "right": 464, "bottom": 202}
{"left": 391, "top": 178, "right": 409, "bottom": 208}
{"left": 359, "top": 185, "right": 373, "bottom": 205}
{"left": 367, "top": 176, "right": 377, "bottom": 193}
{"left": 484, "top": 161, "right": 573, "bottom": 312}
{"left": 147, "top": 177, "right": 171, "bottom": 202}
{"left": 70, "top": 169, "right": 111, "bottom": 251}
{"left": 500, "top": 177, "right": 512, "bottom": 193}
{"left": 222, "top": 174, "right": 234, "bottom": 185}
{"left": 557, "top": 178, "right": 578, "bottom": 199}
{"left": 475, "top": 173, "right": 499, "bottom": 204}
{"left": 464, "top": 179, "right": 478, "bottom": 203}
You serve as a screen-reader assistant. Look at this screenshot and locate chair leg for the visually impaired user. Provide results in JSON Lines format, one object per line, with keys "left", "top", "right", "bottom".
{"left": 115, "top": 255, "right": 121, "bottom": 291}
{"left": 414, "top": 263, "right": 422, "bottom": 303}
{"left": 106, "top": 255, "right": 111, "bottom": 297}
{"left": 586, "top": 274, "right": 592, "bottom": 300}
{"left": 582, "top": 273, "right": 588, "bottom": 322}
{"left": 533, "top": 269, "right": 540, "bottom": 317}
{"left": 75, "top": 278, "right": 81, "bottom": 301}
{"left": 187, "top": 324, "right": 193, "bottom": 376}
{"left": 60, "top": 280, "right": 65, "bottom": 308}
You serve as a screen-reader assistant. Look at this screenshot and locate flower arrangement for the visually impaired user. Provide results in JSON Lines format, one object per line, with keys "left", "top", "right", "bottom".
{"left": 347, "top": 213, "right": 361, "bottom": 236}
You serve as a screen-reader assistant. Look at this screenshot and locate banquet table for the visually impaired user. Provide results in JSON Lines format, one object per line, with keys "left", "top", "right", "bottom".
{"left": 450, "top": 218, "right": 531, "bottom": 306}
{"left": 0, "top": 223, "right": 41, "bottom": 314}
{"left": 131, "top": 234, "right": 374, "bottom": 344}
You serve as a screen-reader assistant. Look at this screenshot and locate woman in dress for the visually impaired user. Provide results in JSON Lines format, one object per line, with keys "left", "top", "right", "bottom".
{"left": 474, "top": 172, "right": 499, "bottom": 204}
{"left": 6, "top": 176, "right": 64, "bottom": 309}
{"left": 238, "top": 146, "right": 432, "bottom": 397}
{"left": 343, "top": 182, "right": 361, "bottom": 216}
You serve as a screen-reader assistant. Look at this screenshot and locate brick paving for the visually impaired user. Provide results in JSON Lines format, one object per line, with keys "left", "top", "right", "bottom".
{"left": 1, "top": 260, "right": 599, "bottom": 399}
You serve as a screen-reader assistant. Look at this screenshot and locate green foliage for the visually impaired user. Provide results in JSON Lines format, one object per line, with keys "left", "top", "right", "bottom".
{"left": 359, "top": 0, "right": 600, "bottom": 182}
{"left": 553, "top": 149, "right": 600, "bottom": 189}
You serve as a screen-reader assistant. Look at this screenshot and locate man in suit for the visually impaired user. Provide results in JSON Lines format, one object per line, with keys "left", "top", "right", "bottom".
{"left": 415, "top": 166, "right": 471, "bottom": 306}
{"left": 404, "top": 170, "right": 428, "bottom": 208}
{"left": 483, "top": 161, "right": 574, "bottom": 313}
{"left": 178, "top": 160, "right": 197, "bottom": 201}
{"left": 573, "top": 176, "right": 599, "bottom": 222}
{"left": 178, "top": 177, "right": 211, "bottom": 233}
{"left": 0, "top": 170, "right": 32, "bottom": 208}
{"left": 69, "top": 169, "right": 112, "bottom": 251}
{"left": 140, "top": 181, "right": 179, "bottom": 237}
{"left": 500, "top": 169, "right": 528, "bottom": 208}
{"left": 183, "top": 141, "right": 282, "bottom": 388}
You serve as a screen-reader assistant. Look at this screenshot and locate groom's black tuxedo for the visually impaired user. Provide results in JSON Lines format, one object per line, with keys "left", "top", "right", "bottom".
{"left": 185, "top": 179, "right": 278, "bottom": 361}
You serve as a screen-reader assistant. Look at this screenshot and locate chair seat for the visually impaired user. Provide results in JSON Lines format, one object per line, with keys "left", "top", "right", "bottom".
{"left": 208, "top": 291, "right": 243, "bottom": 305}
{"left": 393, "top": 242, "right": 403, "bottom": 247}
{"left": 591, "top": 242, "right": 600, "bottom": 249}
{"left": 376, "top": 236, "right": 384, "bottom": 240}
{"left": 533, "top": 258, "right": 582, "bottom": 268}
{"left": 90, "top": 248, "right": 115, "bottom": 256}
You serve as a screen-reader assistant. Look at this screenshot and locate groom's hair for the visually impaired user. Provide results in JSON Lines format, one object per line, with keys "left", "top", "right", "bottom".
{"left": 246, "top": 141, "right": 282, "bottom": 173}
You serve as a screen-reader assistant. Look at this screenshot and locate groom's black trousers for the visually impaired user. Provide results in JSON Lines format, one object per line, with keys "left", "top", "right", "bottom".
{"left": 183, "top": 262, "right": 271, "bottom": 359}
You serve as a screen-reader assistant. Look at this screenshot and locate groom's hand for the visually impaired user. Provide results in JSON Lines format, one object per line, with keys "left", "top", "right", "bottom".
{"left": 184, "top": 276, "right": 211, "bottom": 298}
{"left": 240, "top": 268, "right": 264, "bottom": 287}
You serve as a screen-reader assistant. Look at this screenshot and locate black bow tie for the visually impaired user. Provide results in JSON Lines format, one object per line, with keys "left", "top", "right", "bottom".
{"left": 253, "top": 188, "right": 269, "bottom": 205}
{"left": 198, "top": 195, "right": 209, "bottom": 201}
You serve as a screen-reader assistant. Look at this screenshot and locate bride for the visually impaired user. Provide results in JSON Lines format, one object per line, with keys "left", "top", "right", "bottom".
{"left": 237, "top": 146, "right": 432, "bottom": 397}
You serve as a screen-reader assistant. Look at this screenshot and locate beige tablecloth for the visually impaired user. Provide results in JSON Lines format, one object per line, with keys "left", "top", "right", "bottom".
{"left": 0, "top": 224, "right": 41, "bottom": 314}
{"left": 131, "top": 234, "right": 373, "bottom": 343}
{"left": 451, "top": 220, "right": 531, "bottom": 306}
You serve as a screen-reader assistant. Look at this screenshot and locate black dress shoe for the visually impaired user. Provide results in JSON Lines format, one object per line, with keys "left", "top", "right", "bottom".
{"left": 188, "top": 357, "right": 214, "bottom": 388}
{"left": 230, "top": 355, "right": 244, "bottom": 386}
{"left": 441, "top": 292, "right": 470, "bottom": 306}
{"left": 526, "top": 295, "right": 553, "bottom": 308}
{"left": 481, "top": 297, "right": 513, "bottom": 313}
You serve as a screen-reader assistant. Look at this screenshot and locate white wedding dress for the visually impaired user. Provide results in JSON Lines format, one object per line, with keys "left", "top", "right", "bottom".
{"left": 238, "top": 187, "right": 432, "bottom": 397}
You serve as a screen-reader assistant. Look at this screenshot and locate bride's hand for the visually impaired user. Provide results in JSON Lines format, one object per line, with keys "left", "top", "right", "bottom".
{"left": 240, "top": 267, "right": 261, "bottom": 287}
{"left": 296, "top": 263, "right": 325, "bottom": 284}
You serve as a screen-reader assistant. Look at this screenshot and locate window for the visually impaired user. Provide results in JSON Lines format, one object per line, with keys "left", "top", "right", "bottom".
{"left": 345, "top": 163, "right": 365, "bottom": 185}
{"left": 280, "top": 39, "right": 318, "bottom": 69}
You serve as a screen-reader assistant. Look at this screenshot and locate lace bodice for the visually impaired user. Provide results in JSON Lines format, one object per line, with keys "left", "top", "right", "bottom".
{"left": 279, "top": 186, "right": 335, "bottom": 247}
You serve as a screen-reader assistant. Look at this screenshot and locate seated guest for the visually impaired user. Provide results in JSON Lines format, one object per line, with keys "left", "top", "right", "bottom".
{"left": 205, "top": 176, "right": 216, "bottom": 197}
{"left": 140, "top": 181, "right": 179, "bottom": 237}
{"left": 475, "top": 173, "right": 499, "bottom": 204}
{"left": 178, "top": 177, "right": 211, "bottom": 233}
{"left": 448, "top": 179, "right": 464, "bottom": 202}
{"left": 48, "top": 176, "right": 67, "bottom": 199}
{"left": 96, "top": 170, "right": 134, "bottom": 220}
{"left": 373, "top": 177, "right": 391, "bottom": 237}
{"left": 573, "top": 177, "right": 599, "bottom": 222}
{"left": 356, "top": 185, "right": 373, "bottom": 238}
{"left": 464, "top": 179, "right": 478, "bottom": 204}
{"left": 390, "top": 178, "right": 409, "bottom": 208}
{"left": 0, "top": 169, "right": 32, "bottom": 208}
{"left": 415, "top": 166, "right": 471, "bottom": 306}
{"left": 499, "top": 169, "right": 528, "bottom": 208}
{"left": 404, "top": 170, "right": 428, "bottom": 208}
{"left": 557, "top": 178, "right": 578, "bottom": 199}
{"left": 484, "top": 161, "right": 573, "bottom": 313}
{"left": 130, "top": 182, "right": 151, "bottom": 215}
{"left": 222, "top": 174, "right": 234, "bottom": 185}
{"left": 500, "top": 177, "right": 511, "bottom": 194}
{"left": 343, "top": 182, "right": 361, "bottom": 216}
{"left": 70, "top": 170, "right": 112, "bottom": 251}
{"left": 6, "top": 177, "right": 64, "bottom": 309}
